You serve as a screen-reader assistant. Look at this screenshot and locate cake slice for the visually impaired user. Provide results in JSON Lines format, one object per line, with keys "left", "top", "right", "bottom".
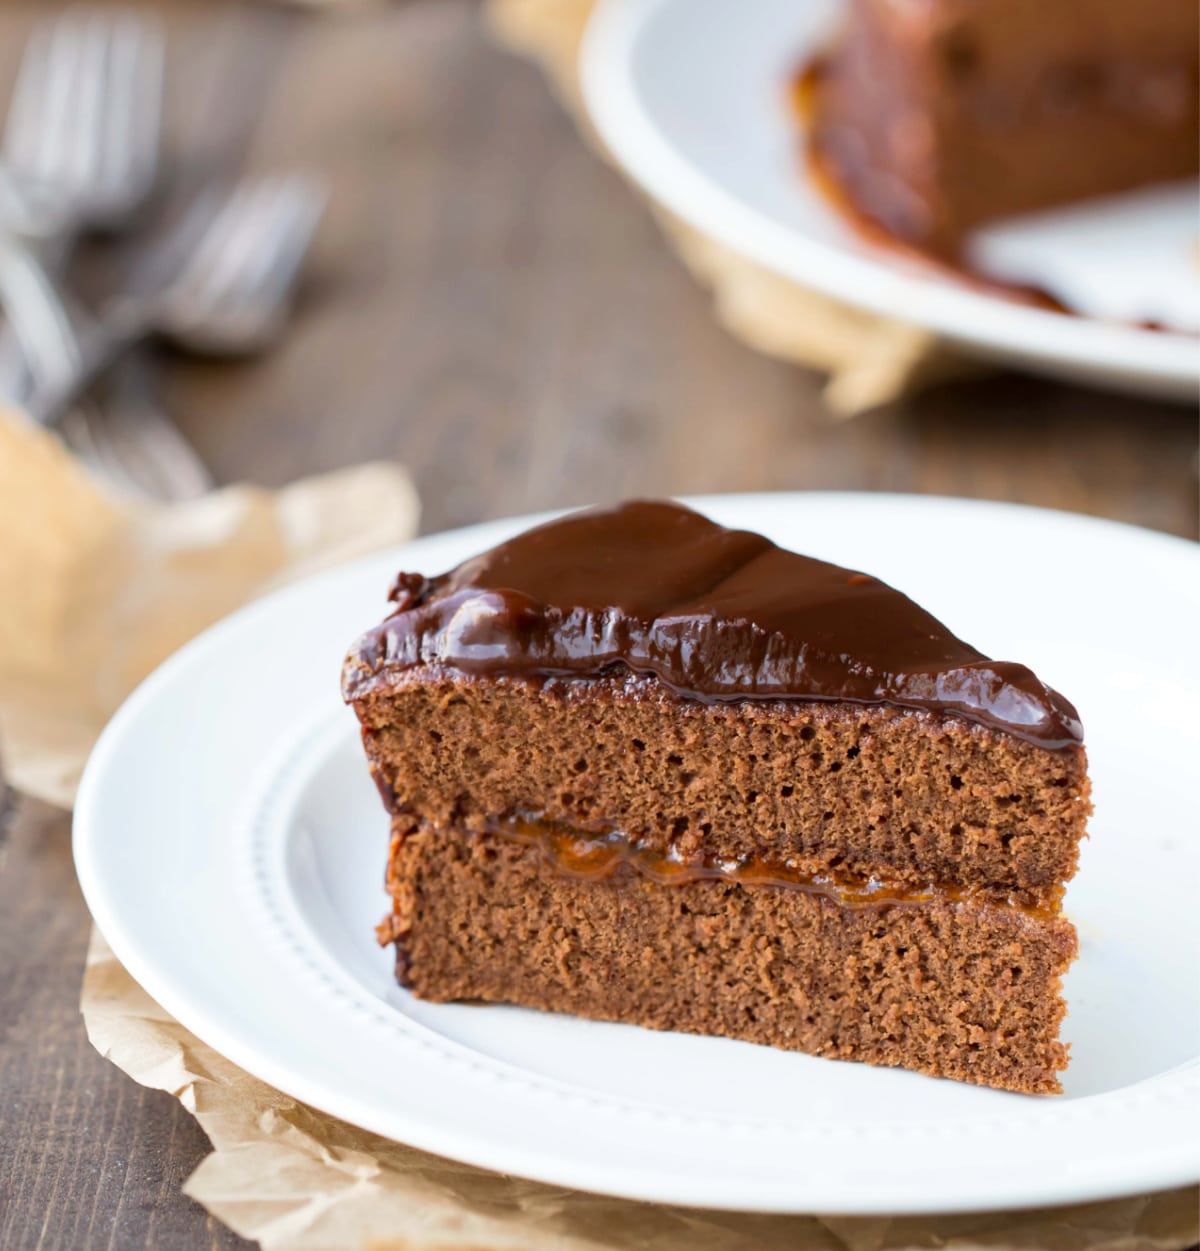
{"left": 343, "top": 500, "right": 1090, "bottom": 1093}
{"left": 807, "top": 0, "right": 1200, "bottom": 253}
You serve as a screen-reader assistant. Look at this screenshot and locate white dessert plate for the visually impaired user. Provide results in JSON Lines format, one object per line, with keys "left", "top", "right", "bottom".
{"left": 580, "top": 0, "right": 1200, "bottom": 402}
{"left": 74, "top": 494, "right": 1200, "bottom": 1215}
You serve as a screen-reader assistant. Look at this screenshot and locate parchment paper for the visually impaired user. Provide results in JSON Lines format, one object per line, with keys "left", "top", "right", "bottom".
{"left": 485, "top": 0, "right": 981, "bottom": 417}
{"left": 0, "top": 399, "right": 1193, "bottom": 1249}
{"left": 0, "top": 403, "right": 417, "bottom": 807}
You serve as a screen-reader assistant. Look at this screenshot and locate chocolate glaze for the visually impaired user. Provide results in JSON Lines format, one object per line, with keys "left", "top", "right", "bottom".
{"left": 343, "top": 500, "right": 1082, "bottom": 748}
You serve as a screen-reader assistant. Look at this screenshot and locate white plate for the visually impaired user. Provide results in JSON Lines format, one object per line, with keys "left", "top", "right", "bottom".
{"left": 579, "top": 0, "right": 1200, "bottom": 402}
{"left": 74, "top": 494, "right": 1200, "bottom": 1214}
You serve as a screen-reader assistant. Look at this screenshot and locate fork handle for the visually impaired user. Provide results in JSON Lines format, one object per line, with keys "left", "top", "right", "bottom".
{"left": 27, "top": 299, "right": 155, "bottom": 428}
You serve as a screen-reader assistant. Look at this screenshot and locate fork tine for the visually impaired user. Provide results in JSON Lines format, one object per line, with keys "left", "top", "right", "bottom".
{"left": 205, "top": 182, "right": 305, "bottom": 307}
{"left": 41, "top": 14, "right": 91, "bottom": 189}
{"left": 174, "top": 183, "right": 283, "bottom": 324}
{"left": 0, "top": 238, "right": 83, "bottom": 402}
{"left": 134, "top": 19, "right": 166, "bottom": 176}
{"left": 103, "top": 14, "right": 163, "bottom": 206}
{"left": 67, "top": 13, "right": 110, "bottom": 196}
{"left": 214, "top": 180, "right": 326, "bottom": 317}
{"left": 101, "top": 15, "right": 135, "bottom": 195}
{"left": 3, "top": 21, "right": 52, "bottom": 171}
{"left": 264, "top": 181, "right": 326, "bottom": 291}
{"left": 169, "top": 182, "right": 278, "bottom": 314}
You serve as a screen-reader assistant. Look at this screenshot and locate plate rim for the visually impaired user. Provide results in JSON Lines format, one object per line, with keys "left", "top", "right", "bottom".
{"left": 578, "top": 0, "right": 1200, "bottom": 396}
{"left": 73, "top": 492, "right": 1200, "bottom": 1214}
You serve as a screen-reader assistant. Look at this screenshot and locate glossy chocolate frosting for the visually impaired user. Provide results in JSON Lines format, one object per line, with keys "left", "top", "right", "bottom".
{"left": 343, "top": 500, "right": 1082, "bottom": 748}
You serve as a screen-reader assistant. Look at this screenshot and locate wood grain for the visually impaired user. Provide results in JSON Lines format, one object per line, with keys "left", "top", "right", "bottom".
{"left": 0, "top": 0, "right": 1195, "bottom": 1247}
{"left": 0, "top": 801, "right": 244, "bottom": 1251}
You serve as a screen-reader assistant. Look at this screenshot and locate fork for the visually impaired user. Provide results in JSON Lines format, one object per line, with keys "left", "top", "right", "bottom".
{"left": 0, "top": 5, "right": 197, "bottom": 496}
{"left": 0, "top": 164, "right": 70, "bottom": 248}
{"left": 22, "top": 174, "right": 326, "bottom": 428}
{"left": 0, "top": 237, "right": 213, "bottom": 499}
{"left": 2, "top": 8, "right": 163, "bottom": 237}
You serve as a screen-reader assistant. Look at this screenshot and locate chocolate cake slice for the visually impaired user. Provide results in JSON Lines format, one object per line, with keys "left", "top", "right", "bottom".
{"left": 807, "top": 0, "right": 1200, "bottom": 253}
{"left": 343, "top": 500, "right": 1090, "bottom": 1093}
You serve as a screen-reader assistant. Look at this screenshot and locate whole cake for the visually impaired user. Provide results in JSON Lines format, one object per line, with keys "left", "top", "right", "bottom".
{"left": 343, "top": 500, "right": 1091, "bottom": 1093}
{"left": 807, "top": 0, "right": 1200, "bottom": 253}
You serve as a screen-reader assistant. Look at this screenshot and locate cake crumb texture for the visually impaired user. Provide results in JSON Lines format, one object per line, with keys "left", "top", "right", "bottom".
{"left": 384, "top": 822, "right": 1077, "bottom": 1095}
{"left": 355, "top": 671, "right": 1090, "bottom": 908}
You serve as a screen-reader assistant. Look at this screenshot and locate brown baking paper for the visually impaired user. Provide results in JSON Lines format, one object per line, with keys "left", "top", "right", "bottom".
{"left": 486, "top": 0, "right": 980, "bottom": 417}
{"left": 0, "top": 403, "right": 418, "bottom": 808}
{"left": 1, "top": 401, "right": 1194, "bottom": 1249}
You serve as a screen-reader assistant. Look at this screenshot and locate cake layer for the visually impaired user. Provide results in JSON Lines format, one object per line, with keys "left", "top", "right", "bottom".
{"left": 809, "top": 0, "right": 1200, "bottom": 251}
{"left": 381, "top": 820, "right": 1078, "bottom": 1094}
{"left": 353, "top": 670, "right": 1090, "bottom": 909}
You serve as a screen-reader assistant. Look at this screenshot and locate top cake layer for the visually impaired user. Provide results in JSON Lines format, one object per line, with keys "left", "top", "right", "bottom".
{"left": 343, "top": 500, "right": 1081, "bottom": 749}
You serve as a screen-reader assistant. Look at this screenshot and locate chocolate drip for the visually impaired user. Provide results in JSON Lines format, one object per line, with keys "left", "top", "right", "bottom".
{"left": 343, "top": 500, "right": 1082, "bottom": 748}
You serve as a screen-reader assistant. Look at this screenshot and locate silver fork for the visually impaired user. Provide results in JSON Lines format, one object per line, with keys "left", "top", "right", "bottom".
{"left": 23, "top": 174, "right": 326, "bottom": 428}
{"left": 0, "top": 5, "right": 200, "bottom": 498}
{"left": 0, "top": 164, "right": 71, "bottom": 248}
{"left": 0, "top": 238, "right": 212, "bottom": 499}
{"left": 2, "top": 8, "right": 163, "bottom": 236}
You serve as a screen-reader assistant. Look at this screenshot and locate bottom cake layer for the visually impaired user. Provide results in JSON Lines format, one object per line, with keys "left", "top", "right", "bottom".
{"left": 380, "top": 822, "right": 1077, "bottom": 1094}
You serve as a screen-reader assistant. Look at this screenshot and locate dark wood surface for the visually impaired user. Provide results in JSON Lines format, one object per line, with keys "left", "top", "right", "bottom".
{"left": 0, "top": 2, "right": 1196, "bottom": 1248}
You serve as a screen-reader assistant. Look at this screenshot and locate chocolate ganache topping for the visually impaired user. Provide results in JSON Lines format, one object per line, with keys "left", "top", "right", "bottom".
{"left": 343, "top": 500, "right": 1082, "bottom": 748}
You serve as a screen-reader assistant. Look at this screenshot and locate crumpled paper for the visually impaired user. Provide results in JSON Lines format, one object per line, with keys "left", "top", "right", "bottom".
{"left": 82, "top": 928, "right": 1200, "bottom": 1251}
{"left": 3, "top": 400, "right": 1194, "bottom": 1250}
{"left": 0, "top": 404, "right": 418, "bottom": 807}
{"left": 485, "top": 0, "right": 980, "bottom": 417}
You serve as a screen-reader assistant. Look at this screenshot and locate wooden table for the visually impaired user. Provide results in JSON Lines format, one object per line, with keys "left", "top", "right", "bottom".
{"left": 0, "top": 2, "right": 1195, "bottom": 1246}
